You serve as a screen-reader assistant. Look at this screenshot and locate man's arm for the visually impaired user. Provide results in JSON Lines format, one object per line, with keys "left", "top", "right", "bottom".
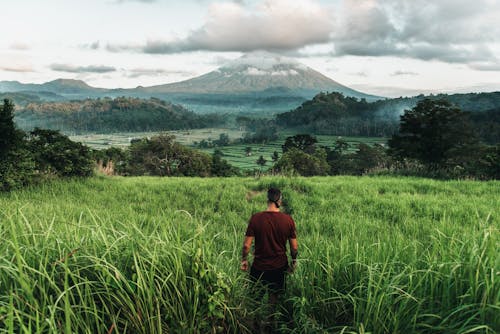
{"left": 240, "top": 236, "right": 253, "bottom": 271}
{"left": 288, "top": 238, "right": 298, "bottom": 273}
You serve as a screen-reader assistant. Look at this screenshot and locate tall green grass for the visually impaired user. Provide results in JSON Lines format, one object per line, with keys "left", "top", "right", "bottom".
{"left": 0, "top": 176, "right": 498, "bottom": 333}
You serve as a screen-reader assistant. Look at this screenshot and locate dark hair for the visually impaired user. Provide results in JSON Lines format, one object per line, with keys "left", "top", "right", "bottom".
{"left": 267, "top": 188, "right": 282, "bottom": 207}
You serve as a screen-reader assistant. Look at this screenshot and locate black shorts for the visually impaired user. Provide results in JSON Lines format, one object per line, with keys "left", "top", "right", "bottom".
{"left": 250, "top": 265, "right": 287, "bottom": 293}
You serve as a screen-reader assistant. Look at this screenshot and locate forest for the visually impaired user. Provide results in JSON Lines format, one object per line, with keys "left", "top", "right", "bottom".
{"left": 13, "top": 96, "right": 224, "bottom": 133}
{"left": 276, "top": 91, "right": 500, "bottom": 143}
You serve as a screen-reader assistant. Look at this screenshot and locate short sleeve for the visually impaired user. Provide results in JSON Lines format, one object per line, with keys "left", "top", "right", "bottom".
{"left": 289, "top": 217, "right": 297, "bottom": 239}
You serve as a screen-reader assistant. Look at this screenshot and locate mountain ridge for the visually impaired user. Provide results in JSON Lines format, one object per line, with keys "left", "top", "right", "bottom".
{"left": 0, "top": 53, "right": 380, "bottom": 102}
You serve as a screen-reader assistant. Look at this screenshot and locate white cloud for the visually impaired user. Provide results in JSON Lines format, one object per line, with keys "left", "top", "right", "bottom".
{"left": 108, "top": 0, "right": 333, "bottom": 53}
{"left": 331, "top": 0, "right": 500, "bottom": 68}
{"left": 0, "top": 65, "right": 34, "bottom": 73}
{"left": 50, "top": 64, "right": 116, "bottom": 73}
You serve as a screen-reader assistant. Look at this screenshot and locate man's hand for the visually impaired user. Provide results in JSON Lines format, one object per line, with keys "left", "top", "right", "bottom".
{"left": 240, "top": 260, "right": 249, "bottom": 271}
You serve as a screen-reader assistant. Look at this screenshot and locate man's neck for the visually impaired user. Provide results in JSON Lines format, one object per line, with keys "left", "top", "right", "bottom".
{"left": 266, "top": 203, "right": 280, "bottom": 212}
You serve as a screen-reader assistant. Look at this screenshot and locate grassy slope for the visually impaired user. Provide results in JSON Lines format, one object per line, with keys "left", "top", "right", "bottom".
{"left": 0, "top": 176, "right": 498, "bottom": 333}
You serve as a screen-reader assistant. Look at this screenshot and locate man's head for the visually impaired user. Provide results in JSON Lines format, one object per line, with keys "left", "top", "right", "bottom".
{"left": 267, "top": 188, "right": 282, "bottom": 208}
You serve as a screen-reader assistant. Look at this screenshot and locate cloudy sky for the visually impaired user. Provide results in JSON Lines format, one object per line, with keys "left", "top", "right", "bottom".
{"left": 1, "top": 0, "right": 499, "bottom": 97}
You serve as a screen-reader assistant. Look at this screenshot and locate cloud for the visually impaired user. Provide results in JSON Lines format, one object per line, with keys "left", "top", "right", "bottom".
{"left": 107, "top": 0, "right": 333, "bottom": 53}
{"left": 103, "top": 0, "right": 500, "bottom": 69}
{"left": 114, "top": 0, "right": 156, "bottom": 3}
{"left": 50, "top": 64, "right": 116, "bottom": 73}
{"left": 126, "top": 68, "right": 194, "bottom": 78}
{"left": 10, "top": 43, "right": 30, "bottom": 51}
{"left": 468, "top": 62, "right": 500, "bottom": 71}
{"left": 0, "top": 65, "right": 34, "bottom": 73}
{"left": 391, "top": 70, "right": 419, "bottom": 76}
{"left": 331, "top": 0, "right": 500, "bottom": 66}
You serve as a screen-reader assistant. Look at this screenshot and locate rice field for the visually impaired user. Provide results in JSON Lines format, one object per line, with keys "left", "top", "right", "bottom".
{"left": 0, "top": 176, "right": 498, "bottom": 333}
{"left": 70, "top": 128, "right": 386, "bottom": 171}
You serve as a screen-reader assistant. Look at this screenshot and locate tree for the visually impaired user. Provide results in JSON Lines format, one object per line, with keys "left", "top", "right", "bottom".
{"left": 388, "top": 99, "right": 478, "bottom": 168}
{"left": 282, "top": 134, "right": 318, "bottom": 154}
{"left": 211, "top": 150, "right": 238, "bottom": 176}
{"left": 0, "top": 99, "right": 34, "bottom": 191}
{"left": 256, "top": 155, "right": 267, "bottom": 168}
{"left": 274, "top": 148, "right": 329, "bottom": 176}
{"left": 272, "top": 151, "right": 279, "bottom": 162}
{"left": 27, "top": 128, "right": 94, "bottom": 177}
{"left": 0, "top": 99, "right": 23, "bottom": 159}
{"left": 126, "top": 134, "right": 211, "bottom": 177}
{"left": 214, "top": 133, "right": 230, "bottom": 147}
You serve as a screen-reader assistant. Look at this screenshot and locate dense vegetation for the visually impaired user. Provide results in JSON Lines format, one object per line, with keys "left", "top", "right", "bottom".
{"left": 14, "top": 97, "right": 224, "bottom": 133}
{"left": 0, "top": 176, "right": 498, "bottom": 333}
{"left": 276, "top": 92, "right": 500, "bottom": 142}
{"left": 272, "top": 99, "right": 499, "bottom": 179}
{"left": 0, "top": 100, "right": 95, "bottom": 191}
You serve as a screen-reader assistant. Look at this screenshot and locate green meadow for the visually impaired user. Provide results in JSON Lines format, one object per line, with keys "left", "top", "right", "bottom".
{"left": 0, "top": 176, "right": 498, "bottom": 333}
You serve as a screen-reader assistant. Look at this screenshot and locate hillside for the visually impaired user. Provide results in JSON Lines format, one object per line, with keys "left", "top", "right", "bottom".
{"left": 276, "top": 91, "right": 500, "bottom": 142}
{"left": 134, "top": 53, "right": 378, "bottom": 99}
{"left": 14, "top": 97, "right": 223, "bottom": 133}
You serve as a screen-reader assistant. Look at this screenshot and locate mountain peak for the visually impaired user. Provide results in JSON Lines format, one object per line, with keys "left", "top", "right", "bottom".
{"left": 45, "top": 78, "right": 92, "bottom": 89}
{"left": 220, "top": 52, "right": 307, "bottom": 72}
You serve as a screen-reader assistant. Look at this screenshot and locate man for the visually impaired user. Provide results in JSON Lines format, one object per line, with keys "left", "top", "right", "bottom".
{"left": 241, "top": 187, "right": 298, "bottom": 304}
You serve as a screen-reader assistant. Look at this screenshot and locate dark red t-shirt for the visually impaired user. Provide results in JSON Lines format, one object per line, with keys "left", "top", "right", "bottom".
{"left": 245, "top": 211, "right": 297, "bottom": 271}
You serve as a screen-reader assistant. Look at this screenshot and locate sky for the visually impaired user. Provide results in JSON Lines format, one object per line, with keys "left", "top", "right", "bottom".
{"left": 1, "top": 0, "right": 500, "bottom": 97}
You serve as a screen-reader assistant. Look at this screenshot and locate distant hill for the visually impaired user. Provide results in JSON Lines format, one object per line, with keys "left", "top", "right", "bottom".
{"left": 276, "top": 91, "right": 500, "bottom": 143}
{"left": 14, "top": 97, "right": 223, "bottom": 134}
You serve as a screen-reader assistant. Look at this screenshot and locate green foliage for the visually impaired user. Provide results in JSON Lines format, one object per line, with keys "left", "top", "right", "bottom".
{"left": 0, "top": 99, "right": 35, "bottom": 191}
{"left": 329, "top": 143, "right": 389, "bottom": 175}
{"left": 213, "top": 133, "right": 230, "bottom": 147}
{"left": 256, "top": 155, "right": 267, "bottom": 167}
{"left": 27, "top": 128, "right": 94, "bottom": 177}
{"left": 277, "top": 92, "right": 398, "bottom": 137}
{"left": 126, "top": 134, "right": 212, "bottom": 176}
{"left": 389, "top": 99, "right": 478, "bottom": 168}
{"left": 274, "top": 148, "right": 329, "bottom": 176}
{"left": 211, "top": 150, "right": 239, "bottom": 177}
{"left": 241, "top": 120, "right": 278, "bottom": 144}
{"left": 0, "top": 176, "right": 498, "bottom": 333}
{"left": 15, "top": 97, "right": 224, "bottom": 133}
{"left": 282, "top": 134, "right": 318, "bottom": 154}
{"left": 276, "top": 91, "right": 500, "bottom": 141}
{"left": 0, "top": 99, "right": 23, "bottom": 159}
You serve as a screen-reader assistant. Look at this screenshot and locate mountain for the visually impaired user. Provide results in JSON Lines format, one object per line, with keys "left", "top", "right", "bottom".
{"left": 0, "top": 79, "right": 105, "bottom": 97}
{"left": 132, "top": 53, "right": 378, "bottom": 100}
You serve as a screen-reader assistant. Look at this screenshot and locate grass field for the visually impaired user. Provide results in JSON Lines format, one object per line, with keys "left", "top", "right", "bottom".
{"left": 0, "top": 176, "right": 498, "bottom": 333}
{"left": 70, "top": 129, "right": 387, "bottom": 171}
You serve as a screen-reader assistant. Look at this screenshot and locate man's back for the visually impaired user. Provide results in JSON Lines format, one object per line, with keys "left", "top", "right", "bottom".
{"left": 246, "top": 211, "right": 296, "bottom": 271}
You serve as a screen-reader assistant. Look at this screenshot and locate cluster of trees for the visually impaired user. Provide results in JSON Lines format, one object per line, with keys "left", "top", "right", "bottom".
{"left": 95, "top": 135, "right": 239, "bottom": 177}
{"left": 236, "top": 117, "right": 279, "bottom": 144}
{"left": 14, "top": 97, "right": 224, "bottom": 133}
{"left": 276, "top": 92, "right": 500, "bottom": 142}
{"left": 276, "top": 92, "right": 399, "bottom": 137}
{"left": 272, "top": 99, "right": 499, "bottom": 179}
{"left": 1, "top": 100, "right": 94, "bottom": 191}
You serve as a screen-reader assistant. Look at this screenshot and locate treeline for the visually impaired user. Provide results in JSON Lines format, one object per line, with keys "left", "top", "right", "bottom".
{"left": 14, "top": 96, "right": 224, "bottom": 133}
{"left": 272, "top": 99, "right": 499, "bottom": 179}
{"left": 94, "top": 135, "right": 238, "bottom": 177}
{"left": 1, "top": 100, "right": 95, "bottom": 191}
{"left": 1, "top": 99, "right": 239, "bottom": 191}
{"left": 276, "top": 91, "right": 500, "bottom": 143}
